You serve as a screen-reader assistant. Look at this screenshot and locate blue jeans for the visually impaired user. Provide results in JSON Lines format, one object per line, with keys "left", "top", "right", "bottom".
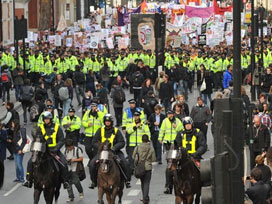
{"left": 178, "top": 80, "right": 188, "bottom": 99}
{"left": 202, "top": 94, "right": 212, "bottom": 106}
{"left": 162, "top": 98, "right": 171, "bottom": 112}
{"left": 14, "top": 153, "right": 24, "bottom": 182}
{"left": 63, "top": 98, "right": 71, "bottom": 116}
{"left": 173, "top": 82, "right": 178, "bottom": 96}
{"left": 15, "top": 85, "right": 22, "bottom": 101}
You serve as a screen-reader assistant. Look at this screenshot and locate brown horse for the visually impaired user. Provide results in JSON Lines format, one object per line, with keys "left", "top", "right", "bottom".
{"left": 167, "top": 142, "right": 201, "bottom": 204}
{"left": 97, "top": 141, "right": 124, "bottom": 204}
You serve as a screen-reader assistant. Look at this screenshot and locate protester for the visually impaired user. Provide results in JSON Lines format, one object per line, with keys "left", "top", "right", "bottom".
{"left": 132, "top": 134, "right": 156, "bottom": 204}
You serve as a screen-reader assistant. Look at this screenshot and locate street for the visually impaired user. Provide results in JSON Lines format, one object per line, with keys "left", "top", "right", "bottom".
{"left": 0, "top": 88, "right": 214, "bottom": 204}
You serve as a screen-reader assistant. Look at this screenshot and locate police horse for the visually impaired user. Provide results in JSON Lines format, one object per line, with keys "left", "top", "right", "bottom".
{"left": 31, "top": 139, "right": 61, "bottom": 204}
{"left": 97, "top": 141, "right": 124, "bottom": 204}
{"left": 167, "top": 142, "right": 201, "bottom": 204}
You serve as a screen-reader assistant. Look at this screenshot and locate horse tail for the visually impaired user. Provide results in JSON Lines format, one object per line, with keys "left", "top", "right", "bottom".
{"left": 0, "top": 160, "right": 4, "bottom": 189}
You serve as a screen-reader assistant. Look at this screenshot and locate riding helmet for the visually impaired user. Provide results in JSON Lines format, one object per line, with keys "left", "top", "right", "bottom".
{"left": 183, "top": 116, "right": 193, "bottom": 126}
{"left": 104, "top": 114, "right": 113, "bottom": 124}
{"left": 43, "top": 111, "right": 53, "bottom": 120}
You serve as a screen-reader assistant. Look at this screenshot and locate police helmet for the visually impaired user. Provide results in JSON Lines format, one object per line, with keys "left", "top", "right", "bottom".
{"left": 43, "top": 111, "right": 53, "bottom": 120}
{"left": 183, "top": 117, "right": 193, "bottom": 126}
{"left": 103, "top": 114, "right": 113, "bottom": 124}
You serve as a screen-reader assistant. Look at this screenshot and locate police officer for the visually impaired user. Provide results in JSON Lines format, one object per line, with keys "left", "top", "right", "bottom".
{"left": 175, "top": 116, "right": 207, "bottom": 163}
{"left": 126, "top": 111, "right": 150, "bottom": 171}
{"left": 38, "top": 105, "right": 60, "bottom": 126}
{"left": 82, "top": 102, "right": 104, "bottom": 160}
{"left": 89, "top": 114, "right": 131, "bottom": 189}
{"left": 23, "top": 111, "right": 70, "bottom": 189}
{"left": 122, "top": 99, "right": 145, "bottom": 154}
{"left": 62, "top": 108, "right": 81, "bottom": 145}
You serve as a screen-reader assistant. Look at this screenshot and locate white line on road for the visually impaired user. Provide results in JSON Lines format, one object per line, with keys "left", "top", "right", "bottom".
{"left": 3, "top": 183, "right": 21, "bottom": 197}
{"left": 127, "top": 189, "right": 141, "bottom": 196}
{"left": 136, "top": 179, "right": 141, "bottom": 185}
{"left": 122, "top": 200, "right": 132, "bottom": 204}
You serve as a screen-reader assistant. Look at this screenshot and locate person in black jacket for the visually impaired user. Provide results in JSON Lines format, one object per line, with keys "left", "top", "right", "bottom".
{"left": 132, "top": 71, "right": 145, "bottom": 107}
{"left": 111, "top": 82, "right": 126, "bottom": 127}
{"left": 141, "top": 78, "right": 154, "bottom": 106}
{"left": 73, "top": 65, "right": 85, "bottom": 106}
{"left": 89, "top": 114, "right": 131, "bottom": 189}
{"left": 201, "top": 71, "right": 213, "bottom": 106}
{"left": 246, "top": 115, "right": 271, "bottom": 169}
{"left": 148, "top": 105, "right": 165, "bottom": 164}
{"left": 52, "top": 74, "right": 64, "bottom": 111}
{"left": 159, "top": 74, "right": 174, "bottom": 112}
{"left": 245, "top": 168, "right": 270, "bottom": 204}
{"left": 261, "top": 68, "right": 272, "bottom": 94}
{"left": 143, "top": 91, "right": 158, "bottom": 119}
{"left": 20, "top": 79, "right": 34, "bottom": 125}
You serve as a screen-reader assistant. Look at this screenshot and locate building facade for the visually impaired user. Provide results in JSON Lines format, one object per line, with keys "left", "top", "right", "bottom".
{"left": 1, "top": 0, "right": 14, "bottom": 46}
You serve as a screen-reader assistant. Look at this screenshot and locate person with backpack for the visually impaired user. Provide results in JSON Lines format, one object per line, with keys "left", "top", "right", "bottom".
{"left": 1, "top": 102, "right": 20, "bottom": 160}
{"left": 73, "top": 65, "right": 85, "bottom": 106}
{"left": 132, "top": 70, "right": 144, "bottom": 107}
{"left": 63, "top": 139, "right": 84, "bottom": 202}
{"left": 1, "top": 65, "right": 13, "bottom": 106}
{"left": 29, "top": 95, "right": 44, "bottom": 137}
{"left": 60, "top": 78, "right": 73, "bottom": 117}
{"left": 20, "top": 79, "right": 34, "bottom": 125}
{"left": 132, "top": 134, "right": 156, "bottom": 204}
{"left": 12, "top": 64, "right": 24, "bottom": 102}
{"left": 52, "top": 74, "right": 64, "bottom": 112}
{"left": 111, "top": 81, "right": 126, "bottom": 127}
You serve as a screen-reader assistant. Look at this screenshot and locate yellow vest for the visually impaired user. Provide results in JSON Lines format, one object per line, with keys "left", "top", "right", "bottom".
{"left": 101, "top": 127, "right": 118, "bottom": 147}
{"left": 40, "top": 124, "right": 59, "bottom": 147}
{"left": 182, "top": 129, "right": 199, "bottom": 154}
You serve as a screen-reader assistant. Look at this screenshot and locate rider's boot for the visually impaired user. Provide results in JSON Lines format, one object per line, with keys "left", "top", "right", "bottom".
{"left": 89, "top": 181, "right": 97, "bottom": 189}
{"left": 23, "top": 173, "right": 32, "bottom": 188}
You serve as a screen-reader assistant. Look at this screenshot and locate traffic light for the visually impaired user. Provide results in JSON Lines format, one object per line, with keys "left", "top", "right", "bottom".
{"left": 155, "top": 12, "right": 165, "bottom": 38}
{"left": 201, "top": 152, "right": 231, "bottom": 204}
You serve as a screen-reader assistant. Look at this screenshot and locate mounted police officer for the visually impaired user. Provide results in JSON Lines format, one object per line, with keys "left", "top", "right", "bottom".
{"left": 89, "top": 114, "right": 131, "bottom": 189}
{"left": 175, "top": 116, "right": 207, "bottom": 164}
{"left": 23, "top": 111, "right": 70, "bottom": 189}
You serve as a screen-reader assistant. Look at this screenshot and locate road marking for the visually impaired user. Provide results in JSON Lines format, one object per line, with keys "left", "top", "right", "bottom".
{"left": 127, "top": 189, "right": 141, "bottom": 196}
{"left": 122, "top": 200, "right": 132, "bottom": 204}
{"left": 83, "top": 158, "right": 90, "bottom": 167}
{"left": 136, "top": 179, "right": 141, "bottom": 185}
{"left": 3, "top": 183, "right": 21, "bottom": 197}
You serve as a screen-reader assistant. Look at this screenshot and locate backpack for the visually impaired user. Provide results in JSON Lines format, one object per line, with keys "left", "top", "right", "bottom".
{"left": 20, "top": 86, "right": 33, "bottom": 101}
{"left": 133, "top": 73, "right": 142, "bottom": 87}
{"left": 114, "top": 88, "right": 125, "bottom": 104}
{"left": 29, "top": 103, "right": 40, "bottom": 122}
{"left": 10, "top": 109, "right": 19, "bottom": 121}
{"left": 58, "top": 87, "right": 69, "bottom": 101}
{"left": 1, "top": 72, "right": 9, "bottom": 83}
{"left": 134, "top": 146, "right": 150, "bottom": 179}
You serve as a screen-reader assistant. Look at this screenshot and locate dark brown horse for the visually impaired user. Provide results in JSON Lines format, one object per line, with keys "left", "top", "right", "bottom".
{"left": 97, "top": 141, "right": 124, "bottom": 204}
{"left": 167, "top": 142, "right": 201, "bottom": 204}
{"left": 31, "top": 139, "right": 61, "bottom": 204}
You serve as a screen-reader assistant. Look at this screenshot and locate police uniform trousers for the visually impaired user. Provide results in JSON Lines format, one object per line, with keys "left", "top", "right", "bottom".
{"left": 84, "top": 137, "right": 95, "bottom": 160}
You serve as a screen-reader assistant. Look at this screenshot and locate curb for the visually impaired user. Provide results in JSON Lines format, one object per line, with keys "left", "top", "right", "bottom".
{"left": 0, "top": 102, "right": 22, "bottom": 121}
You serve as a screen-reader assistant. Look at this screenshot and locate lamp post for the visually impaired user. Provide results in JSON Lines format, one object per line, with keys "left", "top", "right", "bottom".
{"left": 251, "top": 0, "right": 256, "bottom": 101}
{"left": 52, "top": 0, "right": 55, "bottom": 33}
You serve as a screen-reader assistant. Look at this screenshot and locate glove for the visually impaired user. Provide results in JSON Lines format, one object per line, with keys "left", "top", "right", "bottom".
{"left": 133, "top": 126, "right": 137, "bottom": 131}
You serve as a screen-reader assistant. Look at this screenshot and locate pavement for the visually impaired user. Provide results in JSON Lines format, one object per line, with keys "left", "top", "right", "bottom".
{"left": 0, "top": 87, "right": 216, "bottom": 204}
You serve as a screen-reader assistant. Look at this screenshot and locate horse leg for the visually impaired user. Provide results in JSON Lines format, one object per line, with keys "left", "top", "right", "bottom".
{"left": 111, "top": 186, "right": 119, "bottom": 204}
{"left": 44, "top": 188, "right": 55, "bottom": 204}
{"left": 98, "top": 187, "right": 104, "bottom": 204}
{"left": 106, "top": 191, "right": 112, "bottom": 204}
{"left": 194, "top": 192, "right": 201, "bottom": 204}
{"left": 118, "top": 186, "right": 124, "bottom": 204}
{"left": 33, "top": 188, "right": 42, "bottom": 204}
{"left": 175, "top": 195, "right": 183, "bottom": 204}
{"left": 186, "top": 195, "right": 194, "bottom": 204}
{"left": 54, "top": 184, "right": 61, "bottom": 204}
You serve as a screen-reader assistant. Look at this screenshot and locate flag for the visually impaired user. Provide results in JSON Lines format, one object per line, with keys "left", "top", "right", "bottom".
{"left": 213, "top": 0, "right": 232, "bottom": 15}
{"left": 117, "top": 9, "right": 125, "bottom": 26}
{"left": 140, "top": 0, "right": 148, "bottom": 13}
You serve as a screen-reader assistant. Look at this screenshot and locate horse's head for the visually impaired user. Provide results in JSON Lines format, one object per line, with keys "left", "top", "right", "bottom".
{"left": 31, "top": 138, "right": 47, "bottom": 167}
{"left": 98, "top": 140, "right": 112, "bottom": 174}
{"left": 167, "top": 141, "right": 182, "bottom": 171}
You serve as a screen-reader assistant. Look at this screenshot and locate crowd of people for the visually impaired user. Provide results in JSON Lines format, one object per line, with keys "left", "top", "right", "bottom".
{"left": 0, "top": 36, "right": 272, "bottom": 203}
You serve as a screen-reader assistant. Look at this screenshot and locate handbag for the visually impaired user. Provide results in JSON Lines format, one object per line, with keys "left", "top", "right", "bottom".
{"left": 17, "top": 129, "right": 32, "bottom": 153}
{"left": 75, "top": 147, "right": 86, "bottom": 181}
{"left": 134, "top": 146, "right": 150, "bottom": 179}
{"left": 200, "top": 79, "right": 206, "bottom": 92}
